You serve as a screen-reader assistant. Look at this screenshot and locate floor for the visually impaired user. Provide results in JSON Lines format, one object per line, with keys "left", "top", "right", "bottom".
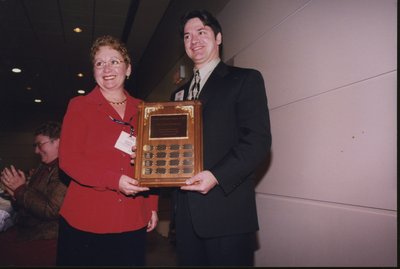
{"left": 146, "top": 230, "right": 177, "bottom": 266}
{"left": 146, "top": 189, "right": 177, "bottom": 266}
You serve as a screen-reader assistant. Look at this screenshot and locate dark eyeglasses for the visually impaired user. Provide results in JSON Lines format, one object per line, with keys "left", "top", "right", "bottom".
{"left": 33, "top": 140, "right": 52, "bottom": 149}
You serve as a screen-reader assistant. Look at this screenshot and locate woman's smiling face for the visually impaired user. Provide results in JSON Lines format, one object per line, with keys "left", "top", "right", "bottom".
{"left": 93, "top": 46, "right": 131, "bottom": 91}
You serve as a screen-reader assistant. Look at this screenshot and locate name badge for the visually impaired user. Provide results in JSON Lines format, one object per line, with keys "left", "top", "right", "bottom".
{"left": 114, "top": 131, "right": 136, "bottom": 154}
{"left": 175, "top": 90, "right": 184, "bottom": 101}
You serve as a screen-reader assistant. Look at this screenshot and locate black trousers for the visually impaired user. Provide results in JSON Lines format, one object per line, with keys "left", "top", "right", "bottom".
{"left": 175, "top": 191, "right": 256, "bottom": 266}
{"left": 56, "top": 217, "right": 147, "bottom": 266}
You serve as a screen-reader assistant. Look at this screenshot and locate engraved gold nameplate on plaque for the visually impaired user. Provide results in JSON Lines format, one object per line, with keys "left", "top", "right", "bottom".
{"left": 135, "top": 100, "right": 203, "bottom": 187}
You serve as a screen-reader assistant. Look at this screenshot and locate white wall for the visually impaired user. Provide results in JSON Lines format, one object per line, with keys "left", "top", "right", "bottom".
{"left": 152, "top": 0, "right": 397, "bottom": 266}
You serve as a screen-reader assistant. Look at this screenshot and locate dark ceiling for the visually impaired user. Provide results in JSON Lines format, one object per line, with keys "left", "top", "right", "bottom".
{"left": 0, "top": 0, "right": 229, "bottom": 131}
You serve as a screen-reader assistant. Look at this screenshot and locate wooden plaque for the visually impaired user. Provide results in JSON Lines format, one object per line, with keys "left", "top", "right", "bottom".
{"left": 135, "top": 100, "right": 203, "bottom": 187}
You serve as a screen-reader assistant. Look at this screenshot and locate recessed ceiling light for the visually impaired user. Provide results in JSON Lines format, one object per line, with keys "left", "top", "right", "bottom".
{"left": 77, "top": 73, "right": 84, "bottom": 77}
{"left": 77, "top": 90, "right": 85, "bottom": 94}
{"left": 73, "top": 27, "right": 83, "bottom": 33}
{"left": 26, "top": 86, "right": 32, "bottom": 90}
{"left": 34, "top": 99, "right": 42, "bottom": 103}
{"left": 12, "top": 68, "right": 22, "bottom": 73}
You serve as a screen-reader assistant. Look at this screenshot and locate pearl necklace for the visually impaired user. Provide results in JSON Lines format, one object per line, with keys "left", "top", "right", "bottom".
{"left": 108, "top": 98, "right": 127, "bottom": 105}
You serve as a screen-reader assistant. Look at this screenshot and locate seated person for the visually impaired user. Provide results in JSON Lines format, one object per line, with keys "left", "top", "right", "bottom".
{"left": 0, "top": 121, "right": 68, "bottom": 266}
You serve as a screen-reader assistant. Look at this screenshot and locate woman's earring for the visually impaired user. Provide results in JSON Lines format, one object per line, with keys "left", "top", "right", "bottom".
{"left": 126, "top": 75, "right": 130, "bottom": 80}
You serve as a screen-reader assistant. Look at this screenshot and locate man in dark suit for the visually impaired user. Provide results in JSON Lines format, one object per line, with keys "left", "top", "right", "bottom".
{"left": 170, "top": 9, "right": 271, "bottom": 266}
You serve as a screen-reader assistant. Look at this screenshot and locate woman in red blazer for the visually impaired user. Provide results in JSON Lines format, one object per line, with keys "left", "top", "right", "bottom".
{"left": 57, "top": 35, "right": 158, "bottom": 266}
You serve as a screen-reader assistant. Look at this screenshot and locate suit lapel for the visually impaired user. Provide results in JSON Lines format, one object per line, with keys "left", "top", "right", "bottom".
{"left": 198, "top": 62, "right": 229, "bottom": 108}
{"left": 87, "top": 86, "right": 123, "bottom": 120}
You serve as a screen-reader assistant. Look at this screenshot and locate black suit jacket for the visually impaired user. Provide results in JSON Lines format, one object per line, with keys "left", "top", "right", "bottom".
{"left": 171, "top": 61, "right": 271, "bottom": 238}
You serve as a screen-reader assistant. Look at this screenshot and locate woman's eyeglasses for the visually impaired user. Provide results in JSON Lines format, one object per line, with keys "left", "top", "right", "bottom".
{"left": 94, "top": 59, "right": 124, "bottom": 69}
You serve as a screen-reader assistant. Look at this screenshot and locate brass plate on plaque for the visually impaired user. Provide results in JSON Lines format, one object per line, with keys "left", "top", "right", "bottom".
{"left": 135, "top": 100, "right": 203, "bottom": 187}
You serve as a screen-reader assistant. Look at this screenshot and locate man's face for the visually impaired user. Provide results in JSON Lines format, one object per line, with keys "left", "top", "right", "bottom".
{"left": 33, "top": 134, "right": 59, "bottom": 164}
{"left": 183, "top": 17, "right": 222, "bottom": 69}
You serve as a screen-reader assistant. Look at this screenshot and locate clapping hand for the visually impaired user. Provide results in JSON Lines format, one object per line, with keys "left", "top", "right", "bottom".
{"left": 0, "top": 165, "right": 26, "bottom": 197}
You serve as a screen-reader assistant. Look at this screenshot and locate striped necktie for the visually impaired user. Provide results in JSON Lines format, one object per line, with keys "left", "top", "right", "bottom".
{"left": 189, "top": 70, "right": 200, "bottom": 100}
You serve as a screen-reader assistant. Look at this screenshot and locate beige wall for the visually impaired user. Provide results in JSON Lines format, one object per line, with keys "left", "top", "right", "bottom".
{"left": 152, "top": 0, "right": 397, "bottom": 266}
{"left": 221, "top": 0, "right": 397, "bottom": 266}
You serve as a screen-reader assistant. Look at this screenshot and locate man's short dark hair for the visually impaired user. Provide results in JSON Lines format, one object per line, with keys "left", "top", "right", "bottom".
{"left": 179, "top": 9, "right": 222, "bottom": 40}
{"left": 34, "top": 121, "right": 61, "bottom": 139}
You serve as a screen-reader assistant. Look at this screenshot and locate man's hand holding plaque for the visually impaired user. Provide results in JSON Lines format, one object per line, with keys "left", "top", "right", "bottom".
{"left": 181, "top": 170, "right": 219, "bottom": 194}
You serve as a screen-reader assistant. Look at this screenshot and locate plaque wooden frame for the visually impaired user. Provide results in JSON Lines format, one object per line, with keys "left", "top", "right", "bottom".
{"left": 135, "top": 100, "right": 203, "bottom": 187}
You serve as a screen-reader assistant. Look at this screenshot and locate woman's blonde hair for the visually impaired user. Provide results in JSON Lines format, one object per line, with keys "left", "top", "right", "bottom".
{"left": 90, "top": 35, "right": 131, "bottom": 65}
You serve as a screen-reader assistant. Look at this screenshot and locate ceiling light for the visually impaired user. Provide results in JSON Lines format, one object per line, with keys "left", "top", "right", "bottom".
{"left": 77, "top": 73, "right": 84, "bottom": 77}
{"left": 34, "top": 99, "right": 42, "bottom": 103}
{"left": 26, "top": 86, "right": 32, "bottom": 90}
{"left": 77, "top": 90, "right": 85, "bottom": 94}
{"left": 12, "top": 68, "right": 22, "bottom": 73}
{"left": 73, "top": 27, "right": 83, "bottom": 33}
